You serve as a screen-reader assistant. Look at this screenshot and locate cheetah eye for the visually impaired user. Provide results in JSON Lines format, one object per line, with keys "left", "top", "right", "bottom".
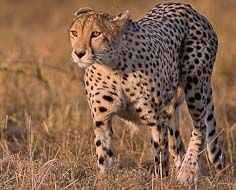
{"left": 91, "top": 31, "right": 102, "bottom": 38}
{"left": 71, "top": 30, "right": 78, "bottom": 37}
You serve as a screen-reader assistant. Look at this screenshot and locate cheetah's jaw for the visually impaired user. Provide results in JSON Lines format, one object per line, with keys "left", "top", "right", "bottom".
{"left": 71, "top": 51, "right": 94, "bottom": 68}
{"left": 76, "top": 61, "right": 93, "bottom": 68}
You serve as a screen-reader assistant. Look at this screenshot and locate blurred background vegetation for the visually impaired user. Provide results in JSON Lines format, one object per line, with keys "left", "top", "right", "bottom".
{"left": 0, "top": 0, "right": 235, "bottom": 189}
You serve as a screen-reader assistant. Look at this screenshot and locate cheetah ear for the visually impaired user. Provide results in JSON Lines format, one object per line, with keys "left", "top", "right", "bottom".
{"left": 74, "top": 7, "right": 93, "bottom": 17}
{"left": 112, "top": 10, "right": 130, "bottom": 26}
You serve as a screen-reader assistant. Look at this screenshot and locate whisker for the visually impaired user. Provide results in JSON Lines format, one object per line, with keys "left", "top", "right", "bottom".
{"left": 68, "top": 57, "right": 74, "bottom": 64}
{"left": 94, "top": 58, "right": 105, "bottom": 65}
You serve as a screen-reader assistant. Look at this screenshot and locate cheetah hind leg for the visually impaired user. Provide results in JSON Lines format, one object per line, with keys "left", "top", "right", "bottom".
{"left": 205, "top": 87, "right": 226, "bottom": 171}
{"left": 168, "top": 87, "right": 186, "bottom": 170}
{"left": 168, "top": 102, "right": 186, "bottom": 170}
{"left": 177, "top": 78, "right": 208, "bottom": 184}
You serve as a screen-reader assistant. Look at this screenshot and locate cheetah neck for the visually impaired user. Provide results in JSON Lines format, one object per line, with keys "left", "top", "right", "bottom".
{"left": 110, "top": 21, "right": 155, "bottom": 74}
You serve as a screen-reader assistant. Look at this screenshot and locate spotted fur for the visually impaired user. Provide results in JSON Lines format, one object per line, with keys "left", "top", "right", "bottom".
{"left": 69, "top": 3, "right": 225, "bottom": 184}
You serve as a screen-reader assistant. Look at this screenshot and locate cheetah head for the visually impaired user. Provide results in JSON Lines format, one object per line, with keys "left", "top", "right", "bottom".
{"left": 69, "top": 7, "right": 130, "bottom": 68}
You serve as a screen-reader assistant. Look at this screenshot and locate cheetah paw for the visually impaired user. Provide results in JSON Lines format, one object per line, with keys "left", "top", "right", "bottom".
{"left": 147, "top": 164, "right": 168, "bottom": 177}
{"left": 176, "top": 158, "right": 199, "bottom": 184}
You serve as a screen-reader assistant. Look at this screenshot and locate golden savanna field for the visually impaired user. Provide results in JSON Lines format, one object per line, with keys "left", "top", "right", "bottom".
{"left": 0, "top": 0, "right": 236, "bottom": 189}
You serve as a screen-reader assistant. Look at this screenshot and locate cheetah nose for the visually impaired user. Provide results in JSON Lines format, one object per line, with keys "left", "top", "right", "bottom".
{"left": 75, "top": 51, "right": 86, "bottom": 58}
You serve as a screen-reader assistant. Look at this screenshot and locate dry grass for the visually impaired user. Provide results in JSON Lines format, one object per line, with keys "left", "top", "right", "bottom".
{"left": 0, "top": 0, "right": 236, "bottom": 189}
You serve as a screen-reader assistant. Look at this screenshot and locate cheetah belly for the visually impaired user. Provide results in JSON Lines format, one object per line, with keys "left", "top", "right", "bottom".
{"left": 117, "top": 102, "right": 142, "bottom": 128}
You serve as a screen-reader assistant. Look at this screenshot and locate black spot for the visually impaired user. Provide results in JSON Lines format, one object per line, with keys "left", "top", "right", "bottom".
{"left": 193, "top": 113, "right": 199, "bottom": 118}
{"left": 155, "top": 156, "right": 160, "bottom": 164}
{"left": 193, "top": 76, "right": 198, "bottom": 84}
{"left": 216, "top": 163, "right": 223, "bottom": 170}
{"left": 136, "top": 108, "right": 142, "bottom": 113}
{"left": 165, "top": 141, "right": 168, "bottom": 148}
{"left": 175, "top": 130, "right": 179, "bottom": 138}
{"left": 184, "top": 55, "right": 189, "bottom": 61}
{"left": 196, "top": 45, "right": 201, "bottom": 50}
{"left": 197, "top": 70, "right": 202, "bottom": 76}
{"left": 197, "top": 52, "right": 202, "bottom": 58}
{"left": 189, "top": 64, "right": 195, "bottom": 69}
{"left": 213, "top": 149, "right": 221, "bottom": 163}
{"left": 96, "top": 140, "right": 101, "bottom": 147}
{"left": 103, "top": 95, "right": 113, "bottom": 102}
{"left": 107, "top": 149, "right": 114, "bottom": 157}
{"left": 176, "top": 148, "right": 180, "bottom": 154}
{"left": 130, "top": 93, "right": 135, "bottom": 96}
{"left": 194, "top": 92, "right": 201, "bottom": 100}
{"left": 194, "top": 59, "right": 200, "bottom": 64}
{"left": 211, "top": 145, "right": 217, "bottom": 153}
{"left": 186, "top": 47, "right": 193, "bottom": 53}
{"left": 148, "top": 122, "right": 156, "bottom": 126}
{"left": 189, "top": 97, "right": 195, "bottom": 103}
{"left": 196, "top": 30, "right": 201, "bottom": 35}
{"left": 169, "top": 128, "right": 173, "bottom": 136}
{"left": 154, "top": 141, "right": 159, "bottom": 149}
{"left": 188, "top": 104, "right": 195, "bottom": 109}
{"left": 186, "top": 41, "right": 194, "bottom": 46}
{"left": 95, "top": 121, "right": 104, "bottom": 127}
{"left": 99, "top": 157, "right": 105, "bottom": 165}
{"left": 186, "top": 83, "right": 192, "bottom": 90}
{"left": 207, "top": 114, "right": 214, "bottom": 121}
{"left": 208, "top": 129, "right": 215, "bottom": 137}
{"left": 186, "top": 76, "right": 192, "bottom": 83}
{"left": 99, "top": 107, "right": 107, "bottom": 112}
{"left": 196, "top": 107, "right": 204, "bottom": 112}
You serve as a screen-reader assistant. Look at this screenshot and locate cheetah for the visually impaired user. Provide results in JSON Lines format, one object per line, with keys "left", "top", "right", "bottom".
{"left": 69, "top": 3, "right": 225, "bottom": 184}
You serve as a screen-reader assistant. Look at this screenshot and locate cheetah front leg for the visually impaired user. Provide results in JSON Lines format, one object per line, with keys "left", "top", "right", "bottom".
{"left": 94, "top": 119, "right": 115, "bottom": 173}
{"left": 134, "top": 100, "right": 169, "bottom": 177}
